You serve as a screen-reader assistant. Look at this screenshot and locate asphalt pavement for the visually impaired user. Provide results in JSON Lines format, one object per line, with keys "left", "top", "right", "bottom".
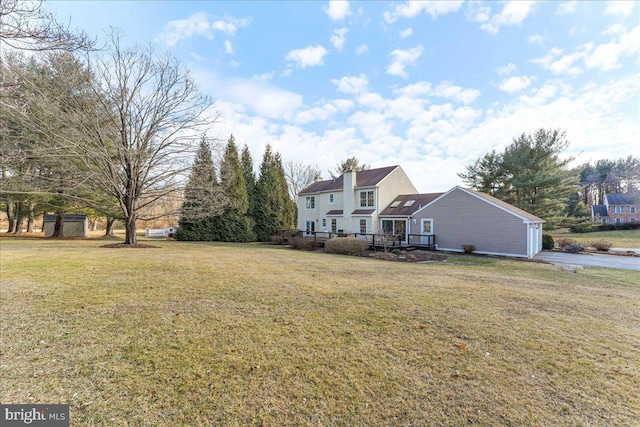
{"left": 534, "top": 250, "right": 640, "bottom": 271}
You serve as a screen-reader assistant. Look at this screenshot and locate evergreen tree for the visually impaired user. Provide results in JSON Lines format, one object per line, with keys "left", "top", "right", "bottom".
{"left": 176, "top": 137, "right": 225, "bottom": 240}
{"left": 214, "top": 135, "right": 255, "bottom": 242}
{"left": 240, "top": 144, "right": 258, "bottom": 237}
{"left": 253, "top": 145, "right": 296, "bottom": 241}
{"left": 459, "top": 128, "right": 577, "bottom": 219}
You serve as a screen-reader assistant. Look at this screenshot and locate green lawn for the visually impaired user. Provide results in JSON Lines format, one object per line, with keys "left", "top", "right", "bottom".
{"left": 1, "top": 237, "right": 639, "bottom": 426}
{"left": 548, "top": 228, "right": 640, "bottom": 248}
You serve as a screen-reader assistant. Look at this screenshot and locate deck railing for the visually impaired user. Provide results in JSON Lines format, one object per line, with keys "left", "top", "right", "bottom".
{"left": 300, "top": 231, "right": 435, "bottom": 250}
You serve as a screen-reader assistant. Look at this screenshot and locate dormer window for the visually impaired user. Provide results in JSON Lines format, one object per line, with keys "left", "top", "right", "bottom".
{"left": 360, "top": 190, "right": 374, "bottom": 207}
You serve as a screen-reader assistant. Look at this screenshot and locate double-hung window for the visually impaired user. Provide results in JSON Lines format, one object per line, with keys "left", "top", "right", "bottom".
{"left": 305, "top": 196, "right": 315, "bottom": 209}
{"left": 360, "top": 190, "right": 374, "bottom": 208}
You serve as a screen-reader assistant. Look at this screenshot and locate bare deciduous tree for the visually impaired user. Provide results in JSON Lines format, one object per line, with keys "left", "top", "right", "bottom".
{"left": 284, "top": 160, "right": 321, "bottom": 203}
{"left": 71, "top": 32, "right": 217, "bottom": 244}
{"left": 0, "top": 0, "right": 95, "bottom": 52}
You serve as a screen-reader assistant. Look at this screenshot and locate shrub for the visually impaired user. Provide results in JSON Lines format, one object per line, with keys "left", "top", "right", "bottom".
{"left": 563, "top": 243, "right": 585, "bottom": 253}
{"left": 555, "top": 238, "right": 575, "bottom": 248}
{"left": 542, "top": 234, "right": 555, "bottom": 250}
{"left": 325, "top": 237, "right": 370, "bottom": 256}
{"left": 588, "top": 239, "right": 613, "bottom": 252}
{"left": 462, "top": 244, "right": 476, "bottom": 254}
{"left": 289, "top": 236, "right": 323, "bottom": 251}
{"left": 392, "top": 249, "right": 403, "bottom": 256}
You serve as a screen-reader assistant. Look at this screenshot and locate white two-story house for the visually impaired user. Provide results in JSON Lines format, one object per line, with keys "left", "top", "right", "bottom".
{"left": 297, "top": 166, "right": 418, "bottom": 236}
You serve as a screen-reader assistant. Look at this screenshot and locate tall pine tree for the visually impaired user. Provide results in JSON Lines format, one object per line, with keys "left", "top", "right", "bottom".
{"left": 214, "top": 135, "right": 255, "bottom": 242}
{"left": 459, "top": 128, "right": 577, "bottom": 219}
{"left": 253, "top": 145, "right": 296, "bottom": 241}
{"left": 176, "top": 137, "right": 225, "bottom": 240}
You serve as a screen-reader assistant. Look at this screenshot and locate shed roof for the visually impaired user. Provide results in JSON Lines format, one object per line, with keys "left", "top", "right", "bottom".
{"left": 380, "top": 193, "right": 444, "bottom": 216}
{"left": 299, "top": 166, "right": 398, "bottom": 195}
{"left": 43, "top": 214, "right": 88, "bottom": 222}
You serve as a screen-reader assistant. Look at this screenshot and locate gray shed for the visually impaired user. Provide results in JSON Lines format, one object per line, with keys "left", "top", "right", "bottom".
{"left": 43, "top": 214, "right": 89, "bottom": 237}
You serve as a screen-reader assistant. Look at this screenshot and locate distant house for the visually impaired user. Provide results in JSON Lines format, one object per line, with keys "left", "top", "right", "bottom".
{"left": 297, "top": 167, "right": 546, "bottom": 258}
{"left": 297, "top": 165, "right": 417, "bottom": 236}
{"left": 592, "top": 193, "right": 639, "bottom": 224}
{"left": 43, "top": 214, "right": 88, "bottom": 237}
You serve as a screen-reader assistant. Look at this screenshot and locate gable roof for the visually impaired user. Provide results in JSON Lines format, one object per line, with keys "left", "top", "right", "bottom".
{"left": 606, "top": 193, "right": 638, "bottom": 205}
{"left": 413, "top": 186, "right": 545, "bottom": 223}
{"left": 592, "top": 205, "right": 608, "bottom": 217}
{"left": 298, "top": 166, "right": 399, "bottom": 195}
{"left": 380, "top": 193, "right": 444, "bottom": 216}
{"left": 467, "top": 188, "right": 545, "bottom": 223}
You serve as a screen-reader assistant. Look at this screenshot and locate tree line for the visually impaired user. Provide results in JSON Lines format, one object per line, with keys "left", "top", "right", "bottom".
{"left": 177, "top": 136, "right": 296, "bottom": 242}
{"left": 459, "top": 128, "right": 639, "bottom": 228}
{"left": 0, "top": 4, "right": 324, "bottom": 244}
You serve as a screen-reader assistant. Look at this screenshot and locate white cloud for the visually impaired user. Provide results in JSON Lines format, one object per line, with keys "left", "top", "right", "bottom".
{"left": 357, "top": 92, "right": 386, "bottom": 111}
{"left": 324, "top": 0, "right": 351, "bottom": 21}
{"left": 224, "top": 40, "right": 233, "bottom": 54}
{"left": 604, "top": 1, "right": 636, "bottom": 16}
{"left": 356, "top": 44, "right": 369, "bottom": 55}
{"left": 211, "top": 17, "right": 250, "bottom": 35}
{"left": 387, "top": 45, "right": 424, "bottom": 79}
{"left": 603, "top": 24, "right": 626, "bottom": 36}
{"left": 156, "top": 13, "right": 249, "bottom": 46}
{"left": 499, "top": 75, "right": 535, "bottom": 93}
{"left": 332, "top": 74, "right": 369, "bottom": 94}
{"left": 527, "top": 34, "right": 544, "bottom": 45}
{"left": 330, "top": 27, "right": 348, "bottom": 51}
{"left": 285, "top": 45, "right": 329, "bottom": 68}
{"left": 399, "top": 27, "right": 413, "bottom": 39}
{"left": 584, "top": 42, "right": 623, "bottom": 71}
{"left": 555, "top": 1, "right": 577, "bottom": 15}
{"left": 394, "top": 81, "right": 433, "bottom": 97}
{"left": 497, "top": 63, "right": 517, "bottom": 75}
{"left": 432, "top": 81, "right": 481, "bottom": 104}
{"left": 480, "top": 1, "right": 536, "bottom": 34}
{"left": 223, "top": 78, "right": 303, "bottom": 120}
{"left": 384, "top": 1, "right": 463, "bottom": 23}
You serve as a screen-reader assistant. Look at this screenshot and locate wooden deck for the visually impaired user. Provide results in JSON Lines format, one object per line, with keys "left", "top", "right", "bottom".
{"left": 300, "top": 232, "right": 436, "bottom": 251}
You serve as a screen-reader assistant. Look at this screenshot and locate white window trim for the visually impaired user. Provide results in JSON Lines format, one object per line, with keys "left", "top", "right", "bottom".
{"left": 359, "top": 190, "right": 375, "bottom": 208}
{"left": 421, "top": 218, "right": 434, "bottom": 235}
{"left": 328, "top": 193, "right": 334, "bottom": 204}
{"left": 305, "top": 196, "right": 316, "bottom": 210}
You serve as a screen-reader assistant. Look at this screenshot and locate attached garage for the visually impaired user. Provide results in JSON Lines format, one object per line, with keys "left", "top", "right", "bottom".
{"left": 410, "top": 187, "right": 545, "bottom": 258}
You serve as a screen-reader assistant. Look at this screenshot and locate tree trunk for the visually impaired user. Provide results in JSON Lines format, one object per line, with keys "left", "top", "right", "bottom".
{"left": 124, "top": 214, "right": 137, "bottom": 245}
{"left": 13, "top": 202, "right": 24, "bottom": 234}
{"left": 26, "top": 201, "right": 36, "bottom": 233}
{"left": 52, "top": 211, "right": 64, "bottom": 237}
{"left": 105, "top": 216, "right": 115, "bottom": 237}
{"left": 6, "top": 201, "right": 17, "bottom": 233}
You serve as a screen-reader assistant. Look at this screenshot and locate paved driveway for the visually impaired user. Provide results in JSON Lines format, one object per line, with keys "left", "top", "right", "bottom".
{"left": 534, "top": 251, "right": 640, "bottom": 271}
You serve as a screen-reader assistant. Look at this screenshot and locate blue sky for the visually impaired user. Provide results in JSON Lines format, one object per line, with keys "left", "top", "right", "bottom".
{"left": 47, "top": 1, "right": 639, "bottom": 192}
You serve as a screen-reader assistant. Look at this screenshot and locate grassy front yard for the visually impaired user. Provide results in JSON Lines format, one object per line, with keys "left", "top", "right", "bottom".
{"left": 1, "top": 237, "right": 639, "bottom": 426}
{"left": 548, "top": 229, "right": 640, "bottom": 248}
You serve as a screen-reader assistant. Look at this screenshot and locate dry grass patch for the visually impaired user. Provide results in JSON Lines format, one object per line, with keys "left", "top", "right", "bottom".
{"left": 1, "top": 238, "right": 639, "bottom": 426}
